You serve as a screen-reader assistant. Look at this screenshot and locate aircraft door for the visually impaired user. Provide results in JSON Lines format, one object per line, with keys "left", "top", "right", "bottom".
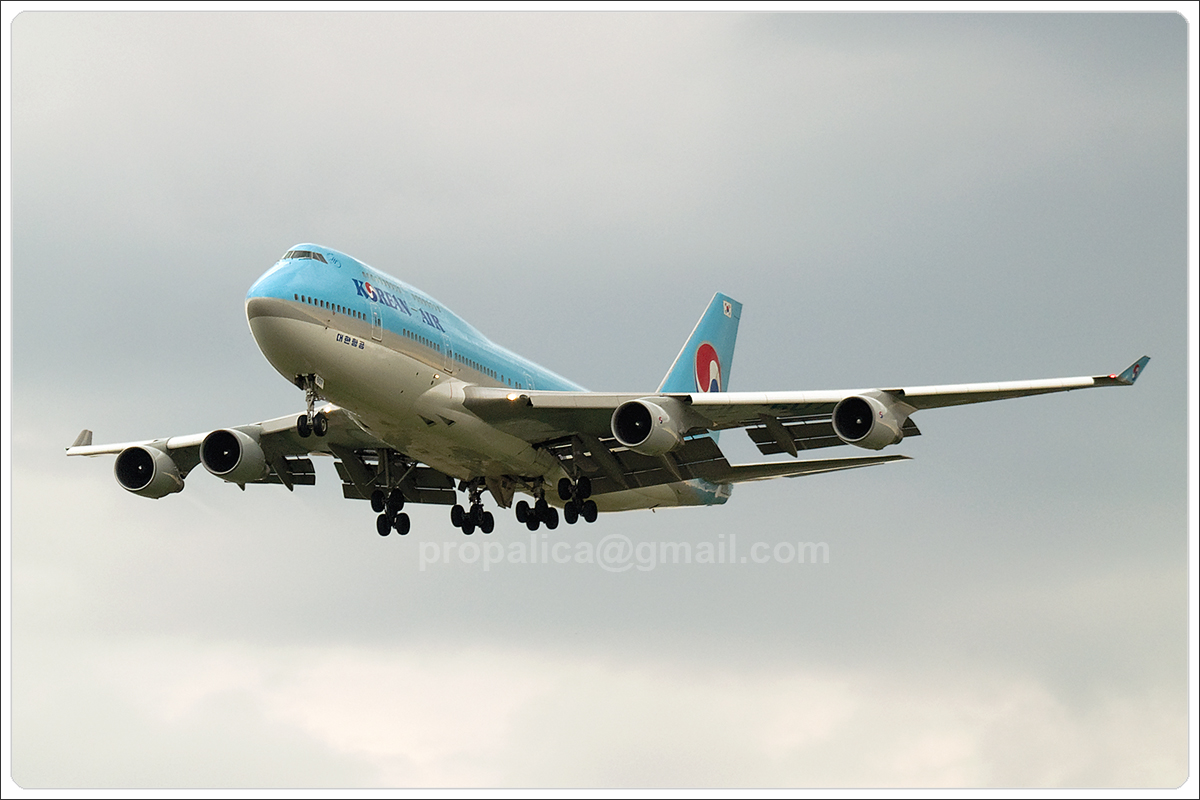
{"left": 441, "top": 332, "right": 454, "bottom": 373}
{"left": 371, "top": 306, "right": 383, "bottom": 341}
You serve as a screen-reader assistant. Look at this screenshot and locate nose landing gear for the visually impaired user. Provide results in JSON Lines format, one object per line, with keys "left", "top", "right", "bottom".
{"left": 294, "top": 374, "right": 328, "bottom": 438}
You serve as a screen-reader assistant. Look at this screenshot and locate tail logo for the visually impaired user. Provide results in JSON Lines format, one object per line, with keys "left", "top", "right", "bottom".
{"left": 695, "top": 342, "right": 722, "bottom": 393}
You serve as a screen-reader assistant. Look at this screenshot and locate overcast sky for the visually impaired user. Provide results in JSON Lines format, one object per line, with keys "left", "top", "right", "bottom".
{"left": 6, "top": 9, "right": 1195, "bottom": 790}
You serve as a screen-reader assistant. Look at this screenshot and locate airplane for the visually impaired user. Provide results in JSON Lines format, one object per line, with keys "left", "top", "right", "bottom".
{"left": 66, "top": 243, "right": 1150, "bottom": 537}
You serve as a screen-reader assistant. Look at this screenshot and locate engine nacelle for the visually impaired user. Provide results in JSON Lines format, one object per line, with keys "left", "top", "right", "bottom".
{"left": 611, "top": 397, "right": 688, "bottom": 456}
{"left": 832, "top": 394, "right": 910, "bottom": 451}
{"left": 200, "top": 428, "right": 269, "bottom": 484}
{"left": 114, "top": 445, "right": 184, "bottom": 499}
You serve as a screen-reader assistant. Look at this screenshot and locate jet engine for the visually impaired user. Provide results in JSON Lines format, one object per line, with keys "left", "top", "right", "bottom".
{"left": 831, "top": 394, "right": 911, "bottom": 451}
{"left": 200, "top": 428, "right": 270, "bottom": 484}
{"left": 114, "top": 445, "right": 184, "bottom": 499}
{"left": 611, "top": 397, "right": 689, "bottom": 456}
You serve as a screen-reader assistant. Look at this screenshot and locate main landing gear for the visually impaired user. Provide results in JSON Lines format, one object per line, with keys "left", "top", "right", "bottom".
{"left": 371, "top": 488, "right": 410, "bottom": 536}
{"left": 295, "top": 374, "right": 328, "bottom": 438}
{"left": 450, "top": 481, "right": 495, "bottom": 535}
{"left": 515, "top": 496, "right": 559, "bottom": 531}
{"left": 557, "top": 477, "right": 598, "bottom": 525}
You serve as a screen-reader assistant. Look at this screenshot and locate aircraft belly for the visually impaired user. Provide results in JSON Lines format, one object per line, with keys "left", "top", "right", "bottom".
{"left": 249, "top": 309, "right": 560, "bottom": 482}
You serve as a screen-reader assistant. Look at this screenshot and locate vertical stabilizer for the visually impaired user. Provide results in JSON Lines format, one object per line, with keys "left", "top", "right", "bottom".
{"left": 657, "top": 293, "right": 742, "bottom": 394}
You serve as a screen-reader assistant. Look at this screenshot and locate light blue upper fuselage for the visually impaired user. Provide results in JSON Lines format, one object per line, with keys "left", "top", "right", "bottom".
{"left": 246, "top": 243, "right": 586, "bottom": 393}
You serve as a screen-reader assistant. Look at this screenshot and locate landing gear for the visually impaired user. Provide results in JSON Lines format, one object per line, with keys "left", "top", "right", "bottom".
{"left": 451, "top": 481, "right": 494, "bottom": 535}
{"left": 557, "top": 476, "right": 594, "bottom": 525}
{"left": 558, "top": 476, "right": 592, "bottom": 502}
{"left": 376, "top": 509, "right": 410, "bottom": 536}
{"left": 516, "top": 489, "right": 564, "bottom": 530}
{"left": 294, "top": 374, "right": 328, "bottom": 438}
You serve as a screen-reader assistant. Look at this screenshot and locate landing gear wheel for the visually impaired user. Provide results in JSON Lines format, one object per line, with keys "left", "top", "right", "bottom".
{"left": 450, "top": 504, "right": 465, "bottom": 528}
{"left": 470, "top": 504, "right": 485, "bottom": 527}
{"left": 370, "top": 489, "right": 385, "bottom": 513}
{"left": 544, "top": 506, "right": 559, "bottom": 530}
{"left": 535, "top": 498, "right": 549, "bottom": 519}
{"left": 461, "top": 518, "right": 476, "bottom": 535}
{"left": 481, "top": 511, "right": 495, "bottom": 534}
{"left": 576, "top": 476, "right": 592, "bottom": 500}
{"left": 525, "top": 515, "right": 541, "bottom": 532}
{"left": 564, "top": 501, "right": 579, "bottom": 525}
{"left": 582, "top": 499, "right": 598, "bottom": 524}
{"left": 313, "top": 412, "right": 329, "bottom": 437}
{"left": 387, "top": 489, "right": 405, "bottom": 515}
{"left": 297, "top": 414, "right": 311, "bottom": 438}
{"left": 393, "top": 512, "right": 410, "bottom": 536}
{"left": 558, "top": 478, "right": 573, "bottom": 502}
{"left": 376, "top": 514, "right": 391, "bottom": 536}
{"left": 515, "top": 500, "right": 530, "bottom": 523}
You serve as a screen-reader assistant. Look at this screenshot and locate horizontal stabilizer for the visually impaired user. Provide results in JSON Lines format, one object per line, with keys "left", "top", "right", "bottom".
{"left": 694, "top": 454, "right": 910, "bottom": 484}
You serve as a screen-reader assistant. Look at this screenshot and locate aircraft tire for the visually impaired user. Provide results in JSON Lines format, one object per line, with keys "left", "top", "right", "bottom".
{"left": 297, "top": 415, "right": 311, "bottom": 438}
{"left": 558, "top": 478, "right": 573, "bottom": 502}
{"left": 481, "top": 511, "right": 495, "bottom": 534}
{"left": 544, "top": 507, "right": 559, "bottom": 530}
{"left": 564, "top": 501, "right": 579, "bottom": 525}
{"left": 387, "top": 489, "right": 405, "bottom": 514}
{"left": 394, "top": 513, "right": 410, "bottom": 536}
{"left": 461, "top": 518, "right": 476, "bottom": 535}
{"left": 582, "top": 500, "right": 598, "bottom": 524}
{"left": 450, "top": 504, "right": 465, "bottom": 528}
{"left": 515, "top": 500, "right": 530, "bottom": 523}
{"left": 525, "top": 515, "right": 540, "bottom": 532}
{"left": 577, "top": 476, "right": 592, "bottom": 500}
{"left": 376, "top": 514, "right": 391, "bottom": 536}
{"left": 535, "top": 498, "right": 549, "bottom": 519}
{"left": 371, "top": 489, "right": 385, "bottom": 513}
{"left": 313, "top": 412, "right": 329, "bottom": 437}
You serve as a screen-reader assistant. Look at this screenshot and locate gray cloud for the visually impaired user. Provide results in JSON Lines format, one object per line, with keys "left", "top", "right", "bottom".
{"left": 9, "top": 10, "right": 1190, "bottom": 788}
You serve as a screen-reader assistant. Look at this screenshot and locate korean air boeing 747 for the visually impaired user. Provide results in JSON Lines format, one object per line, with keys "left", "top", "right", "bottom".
{"left": 67, "top": 244, "right": 1150, "bottom": 537}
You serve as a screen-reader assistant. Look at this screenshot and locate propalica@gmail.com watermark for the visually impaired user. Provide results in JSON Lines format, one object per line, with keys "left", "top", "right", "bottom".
{"left": 418, "top": 533, "right": 830, "bottom": 572}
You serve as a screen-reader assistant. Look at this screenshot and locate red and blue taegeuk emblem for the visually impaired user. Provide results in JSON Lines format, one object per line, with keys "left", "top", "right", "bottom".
{"left": 695, "top": 342, "right": 721, "bottom": 393}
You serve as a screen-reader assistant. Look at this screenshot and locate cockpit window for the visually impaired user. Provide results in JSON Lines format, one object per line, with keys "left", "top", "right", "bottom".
{"left": 282, "top": 249, "right": 328, "bottom": 263}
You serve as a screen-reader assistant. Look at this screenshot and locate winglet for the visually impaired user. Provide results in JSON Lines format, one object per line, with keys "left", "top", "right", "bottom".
{"left": 1114, "top": 356, "right": 1150, "bottom": 386}
{"left": 69, "top": 429, "right": 93, "bottom": 449}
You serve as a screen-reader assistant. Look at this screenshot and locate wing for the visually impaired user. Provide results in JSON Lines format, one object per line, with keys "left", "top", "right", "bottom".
{"left": 66, "top": 404, "right": 458, "bottom": 504}
{"left": 462, "top": 356, "right": 1149, "bottom": 492}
